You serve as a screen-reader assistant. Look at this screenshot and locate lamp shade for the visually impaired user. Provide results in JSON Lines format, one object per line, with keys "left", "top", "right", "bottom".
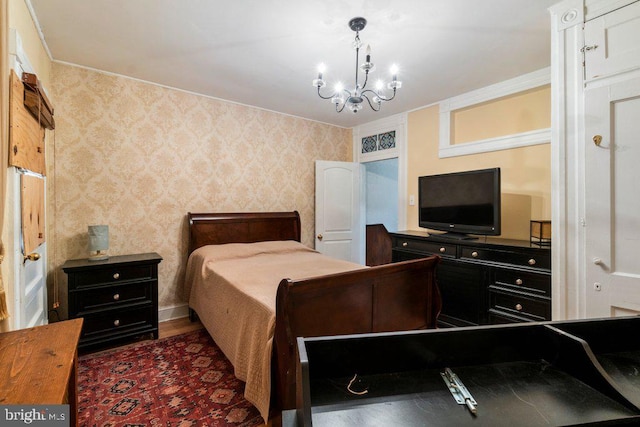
{"left": 88, "top": 225, "right": 109, "bottom": 260}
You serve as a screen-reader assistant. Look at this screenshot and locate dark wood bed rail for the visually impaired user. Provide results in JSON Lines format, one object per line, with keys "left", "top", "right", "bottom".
{"left": 273, "top": 255, "right": 441, "bottom": 410}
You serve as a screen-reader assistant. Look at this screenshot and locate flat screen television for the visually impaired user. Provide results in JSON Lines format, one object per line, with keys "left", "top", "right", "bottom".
{"left": 419, "top": 167, "right": 501, "bottom": 240}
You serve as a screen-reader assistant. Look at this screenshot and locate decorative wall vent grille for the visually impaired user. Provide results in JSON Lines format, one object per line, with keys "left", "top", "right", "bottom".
{"left": 362, "top": 130, "right": 395, "bottom": 153}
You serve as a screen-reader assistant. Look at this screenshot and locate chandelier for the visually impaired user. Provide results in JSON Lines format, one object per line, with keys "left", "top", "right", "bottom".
{"left": 312, "top": 17, "right": 402, "bottom": 113}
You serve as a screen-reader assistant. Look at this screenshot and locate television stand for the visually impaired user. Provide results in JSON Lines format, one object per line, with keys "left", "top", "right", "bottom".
{"left": 390, "top": 230, "right": 551, "bottom": 327}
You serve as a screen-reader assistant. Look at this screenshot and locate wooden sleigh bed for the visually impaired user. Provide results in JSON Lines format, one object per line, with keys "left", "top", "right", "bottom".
{"left": 184, "top": 211, "right": 441, "bottom": 420}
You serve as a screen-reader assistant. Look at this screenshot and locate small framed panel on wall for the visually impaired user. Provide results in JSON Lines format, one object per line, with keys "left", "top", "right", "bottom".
{"left": 9, "top": 64, "right": 51, "bottom": 254}
{"left": 21, "top": 173, "right": 45, "bottom": 254}
{"left": 8, "top": 69, "right": 45, "bottom": 175}
{"left": 439, "top": 68, "right": 551, "bottom": 158}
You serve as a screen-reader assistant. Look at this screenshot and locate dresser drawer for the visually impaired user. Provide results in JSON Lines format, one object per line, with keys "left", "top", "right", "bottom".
{"left": 72, "top": 264, "right": 155, "bottom": 288}
{"left": 492, "top": 270, "right": 551, "bottom": 297}
{"left": 489, "top": 291, "right": 550, "bottom": 322}
{"left": 70, "top": 281, "right": 154, "bottom": 314}
{"left": 80, "top": 304, "right": 154, "bottom": 339}
{"left": 460, "top": 246, "right": 550, "bottom": 270}
{"left": 392, "top": 237, "right": 457, "bottom": 258}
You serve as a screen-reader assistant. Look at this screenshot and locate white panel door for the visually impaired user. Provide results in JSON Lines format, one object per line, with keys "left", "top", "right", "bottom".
{"left": 13, "top": 169, "right": 48, "bottom": 329}
{"left": 584, "top": 77, "right": 640, "bottom": 317}
{"left": 21, "top": 243, "right": 47, "bottom": 328}
{"left": 315, "top": 161, "right": 364, "bottom": 264}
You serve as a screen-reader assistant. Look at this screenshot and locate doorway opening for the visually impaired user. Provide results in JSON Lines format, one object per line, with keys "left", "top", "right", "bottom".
{"left": 364, "top": 157, "right": 398, "bottom": 231}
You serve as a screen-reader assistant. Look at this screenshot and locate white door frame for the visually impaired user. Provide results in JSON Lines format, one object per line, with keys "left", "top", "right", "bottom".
{"left": 353, "top": 113, "right": 408, "bottom": 230}
{"left": 550, "top": 0, "right": 586, "bottom": 321}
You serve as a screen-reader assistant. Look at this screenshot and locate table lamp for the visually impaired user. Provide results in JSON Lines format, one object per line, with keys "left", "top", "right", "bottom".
{"left": 530, "top": 220, "right": 551, "bottom": 246}
{"left": 88, "top": 225, "right": 109, "bottom": 261}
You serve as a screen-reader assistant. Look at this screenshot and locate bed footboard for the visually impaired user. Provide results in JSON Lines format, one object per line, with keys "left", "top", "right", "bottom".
{"left": 272, "top": 256, "right": 441, "bottom": 410}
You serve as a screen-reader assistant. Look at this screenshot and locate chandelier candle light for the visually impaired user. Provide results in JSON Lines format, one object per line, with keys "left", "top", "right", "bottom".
{"left": 313, "top": 17, "right": 402, "bottom": 113}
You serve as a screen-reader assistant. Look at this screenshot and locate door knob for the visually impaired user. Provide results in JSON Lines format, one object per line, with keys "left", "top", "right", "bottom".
{"left": 593, "top": 135, "right": 602, "bottom": 146}
{"left": 593, "top": 257, "right": 603, "bottom": 265}
{"left": 23, "top": 252, "right": 41, "bottom": 263}
{"left": 317, "top": 234, "right": 323, "bottom": 241}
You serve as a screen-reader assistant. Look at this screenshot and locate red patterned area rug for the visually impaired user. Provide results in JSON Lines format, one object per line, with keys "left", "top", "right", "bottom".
{"left": 78, "top": 329, "right": 263, "bottom": 426}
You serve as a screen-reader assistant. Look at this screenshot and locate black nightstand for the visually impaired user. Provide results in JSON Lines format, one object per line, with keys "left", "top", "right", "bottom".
{"left": 62, "top": 252, "right": 162, "bottom": 351}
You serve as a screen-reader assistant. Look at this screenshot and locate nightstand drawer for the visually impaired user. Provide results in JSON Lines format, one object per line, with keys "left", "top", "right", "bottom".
{"left": 493, "top": 270, "right": 551, "bottom": 297}
{"left": 81, "top": 304, "right": 154, "bottom": 339}
{"left": 71, "top": 281, "right": 153, "bottom": 314}
{"left": 72, "top": 264, "right": 155, "bottom": 288}
{"left": 460, "top": 246, "right": 550, "bottom": 270}
{"left": 392, "top": 237, "right": 457, "bottom": 257}
{"left": 489, "top": 291, "right": 550, "bottom": 322}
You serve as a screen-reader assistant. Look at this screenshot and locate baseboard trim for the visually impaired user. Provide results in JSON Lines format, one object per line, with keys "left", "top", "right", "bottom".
{"left": 158, "top": 303, "right": 189, "bottom": 323}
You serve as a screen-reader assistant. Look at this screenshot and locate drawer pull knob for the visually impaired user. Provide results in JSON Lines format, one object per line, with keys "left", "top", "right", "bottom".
{"left": 515, "top": 279, "right": 523, "bottom": 286}
{"left": 528, "top": 258, "right": 536, "bottom": 266}
{"left": 113, "top": 293, "right": 120, "bottom": 301}
{"left": 402, "top": 242, "right": 408, "bottom": 247}
{"left": 114, "top": 319, "right": 120, "bottom": 327}
{"left": 471, "top": 251, "right": 478, "bottom": 258}
{"left": 113, "top": 273, "right": 120, "bottom": 280}
{"left": 515, "top": 304, "right": 523, "bottom": 311}
{"left": 439, "top": 247, "right": 446, "bottom": 253}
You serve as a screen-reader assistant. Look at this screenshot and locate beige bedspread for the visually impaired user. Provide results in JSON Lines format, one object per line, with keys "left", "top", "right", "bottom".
{"left": 184, "top": 240, "right": 364, "bottom": 422}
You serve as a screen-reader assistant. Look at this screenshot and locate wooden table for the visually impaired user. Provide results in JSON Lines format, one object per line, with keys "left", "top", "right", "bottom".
{"left": 0, "top": 319, "right": 83, "bottom": 426}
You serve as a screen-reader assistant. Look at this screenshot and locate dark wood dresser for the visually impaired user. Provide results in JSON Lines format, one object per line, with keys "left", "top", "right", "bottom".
{"left": 390, "top": 230, "right": 551, "bottom": 326}
{"left": 62, "top": 252, "right": 162, "bottom": 351}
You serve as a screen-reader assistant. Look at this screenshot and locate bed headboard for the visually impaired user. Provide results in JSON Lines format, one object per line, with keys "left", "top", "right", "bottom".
{"left": 187, "top": 211, "right": 302, "bottom": 255}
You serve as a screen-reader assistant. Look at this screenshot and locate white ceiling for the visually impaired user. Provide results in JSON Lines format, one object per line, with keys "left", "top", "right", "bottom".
{"left": 27, "top": 0, "right": 557, "bottom": 128}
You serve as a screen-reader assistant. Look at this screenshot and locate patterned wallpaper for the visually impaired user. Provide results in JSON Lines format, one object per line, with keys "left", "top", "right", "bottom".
{"left": 50, "top": 63, "right": 352, "bottom": 315}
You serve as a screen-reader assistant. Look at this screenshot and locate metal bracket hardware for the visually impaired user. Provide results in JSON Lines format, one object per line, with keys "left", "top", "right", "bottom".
{"left": 580, "top": 44, "right": 599, "bottom": 53}
{"left": 441, "top": 367, "right": 478, "bottom": 415}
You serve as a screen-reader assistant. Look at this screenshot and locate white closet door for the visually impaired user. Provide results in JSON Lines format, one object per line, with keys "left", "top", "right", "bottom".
{"left": 583, "top": 1, "right": 640, "bottom": 82}
{"left": 584, "top": 76, "right": 640, "bottom": 317}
